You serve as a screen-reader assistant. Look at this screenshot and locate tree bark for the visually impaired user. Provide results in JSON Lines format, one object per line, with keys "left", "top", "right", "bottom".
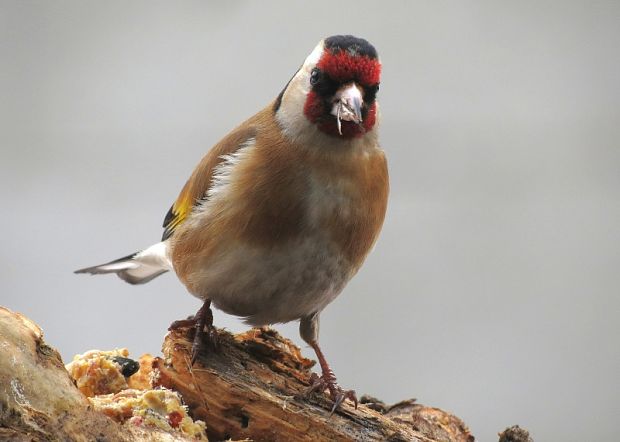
{"left": 0, "top": 306, "right": 191, "bottom": 442}
{"left": 151, "top": 325, "right": 474, "bottom": 442}
{"left": 2, "top": 305, "right": 518, "bottom": 441}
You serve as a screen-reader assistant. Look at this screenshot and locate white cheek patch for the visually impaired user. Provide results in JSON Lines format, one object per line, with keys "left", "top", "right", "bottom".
{"left": 304, "top": 41, "right": 324, "bottom": 67}
{"left": 295, "top": 40, "right": 325, "bottom": 95}
{"left": 275, "top": 41, "right": 326, "bottom": 141}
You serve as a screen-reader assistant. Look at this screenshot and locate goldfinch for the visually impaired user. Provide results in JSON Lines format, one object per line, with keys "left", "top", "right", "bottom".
{"left": 76, "top": 35, "right": 388, "bottom": 410}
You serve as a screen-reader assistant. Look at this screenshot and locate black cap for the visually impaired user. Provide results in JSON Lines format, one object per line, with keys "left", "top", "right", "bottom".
{"left": 324, "top": 35, "right": 378, "bottom": 59}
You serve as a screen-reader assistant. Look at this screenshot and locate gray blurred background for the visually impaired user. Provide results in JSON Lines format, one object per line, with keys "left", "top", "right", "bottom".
{"left": 1, "top": 1, "right": 619, "bottom": 440}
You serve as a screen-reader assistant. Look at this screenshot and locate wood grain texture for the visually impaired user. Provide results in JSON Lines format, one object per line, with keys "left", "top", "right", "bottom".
{"left": 152, "top": 326, "right": 474, "bottom": 442}
{"left": 0, "top": 306, "right": 487, "bottom": 442}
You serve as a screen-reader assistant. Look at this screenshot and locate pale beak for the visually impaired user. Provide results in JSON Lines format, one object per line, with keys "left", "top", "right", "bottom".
{"left": 331, "top": 83, "right": 363, "bottom": 135}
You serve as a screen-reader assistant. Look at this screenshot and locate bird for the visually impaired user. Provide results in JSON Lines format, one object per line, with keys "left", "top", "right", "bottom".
{"left": 76, "top": 35, "right": 388, "bottom": 410}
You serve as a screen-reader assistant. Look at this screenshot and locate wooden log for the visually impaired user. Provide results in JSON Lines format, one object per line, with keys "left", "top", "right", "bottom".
{"left": 3, "top": 305, "right": 532, "bottom": 441}
{"left": 0, "top": 306, "right": 194, "bottom": 442}
{"left": 152, "top": 326, "right": 475, "bottom": 442}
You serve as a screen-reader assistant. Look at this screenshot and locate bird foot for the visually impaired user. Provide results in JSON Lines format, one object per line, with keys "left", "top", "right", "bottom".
{"left": 307, "top": 372, "right": 358, "bottom": 414}
{"left": 190, "top": 323, "right": 218, "bottom": 365}
{"left": 168, "top": 315, "right": 198, "bottom": 331}
{"left": 168, "top": 301, "right": 218, "bottom": 365}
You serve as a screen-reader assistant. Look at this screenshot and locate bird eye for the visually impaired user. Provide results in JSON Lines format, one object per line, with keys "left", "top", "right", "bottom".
{"left": 310, "top": 68, "right": 320, "bottom": 85}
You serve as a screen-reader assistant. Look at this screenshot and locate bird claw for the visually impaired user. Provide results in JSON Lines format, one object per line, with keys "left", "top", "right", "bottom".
{"left": 190, "top": 324, "right": 219, "bottom": 365}
{"left": 169, "top": 301, "right": 218, "bottom": 365}
{"left": 168, "top": 315, "right": 198, "bottom": 331}
{"left": 306, "top": 372, "right": 358, "bottom": 415}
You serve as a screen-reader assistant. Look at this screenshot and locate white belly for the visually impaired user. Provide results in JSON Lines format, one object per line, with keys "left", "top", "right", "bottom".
{"left": 186, "top": 233, "right": 353, "bottom": 326}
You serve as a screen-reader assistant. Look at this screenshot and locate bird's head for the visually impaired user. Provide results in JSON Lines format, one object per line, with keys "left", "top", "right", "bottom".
{"left": 275, "top": 35, "right": 381, "bottom": 142}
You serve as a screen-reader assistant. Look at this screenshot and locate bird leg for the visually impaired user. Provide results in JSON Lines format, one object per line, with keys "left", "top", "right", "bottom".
{"left": 168, "top": 300, "right": 218, "bottom": 364}
{"left": 307, "top": 340, "right": 358, "bottom": 414}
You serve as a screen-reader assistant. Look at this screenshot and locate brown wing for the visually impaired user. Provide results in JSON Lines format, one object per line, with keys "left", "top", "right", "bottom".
{"left": 162, "top": 124, "right": 258, "bottom": 240}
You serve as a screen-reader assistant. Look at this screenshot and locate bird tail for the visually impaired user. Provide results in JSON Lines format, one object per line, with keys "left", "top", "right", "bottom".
{"left": 75, "top": 242, "right": 172, "bottom": 285}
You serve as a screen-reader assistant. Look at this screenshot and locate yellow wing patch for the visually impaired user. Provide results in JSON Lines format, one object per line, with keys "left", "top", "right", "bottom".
{"left": 160, "top": 124, "right": 259, "bottom": 241}
{"left": 162, "top": 195, "right": 193, "bottom": 240}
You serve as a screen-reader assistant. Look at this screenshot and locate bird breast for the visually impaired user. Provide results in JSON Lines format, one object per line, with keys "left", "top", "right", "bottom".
{"left": 170, "top": 132, "right": 388, "bottom": 325}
